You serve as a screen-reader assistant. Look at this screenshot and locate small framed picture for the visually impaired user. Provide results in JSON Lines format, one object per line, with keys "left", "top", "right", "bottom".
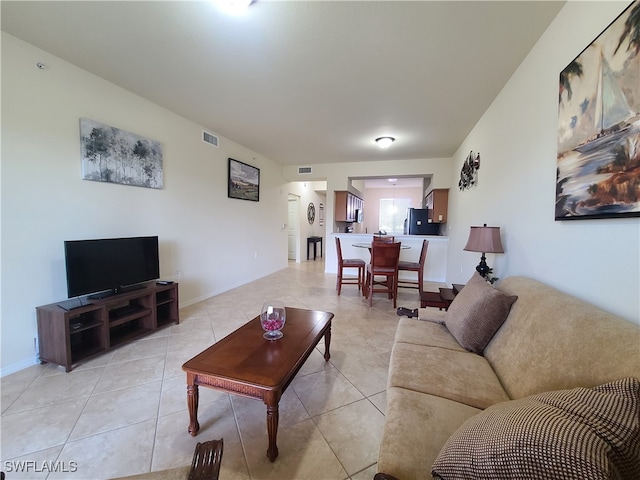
{"left": 228, "top": 158, "right": 259, "bottom": 202}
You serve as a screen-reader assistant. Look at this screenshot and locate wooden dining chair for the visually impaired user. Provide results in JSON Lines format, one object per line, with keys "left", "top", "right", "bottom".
{"left": 365, "top": 241, "right": 401, "bottom": 307}
{"left": 373, "top": 235, "right": 395, "bottom": 243}
{"left": 188, "top": 439, "right": 224, "bottom": 480}
{"left": 335, "top": 237, "right": 366, "bottom": 294}
{"left": 398, "top": 239, "right": 429, "bottom": 289}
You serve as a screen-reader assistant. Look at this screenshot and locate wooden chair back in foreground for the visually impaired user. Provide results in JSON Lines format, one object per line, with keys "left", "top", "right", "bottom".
{"left": 398, "top": 239, "right": 429, "bottom": 289}
{"left": 335, "top": 237, "right": 366, "bottom": 295}
{"left": 188, "top": 438, "right": 224, "bottom": 480}
{"left": 366, "top": 242, "right": 401, "bottom": 307}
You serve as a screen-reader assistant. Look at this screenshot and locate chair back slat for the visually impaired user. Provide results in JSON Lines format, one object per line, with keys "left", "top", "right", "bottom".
{"left": 373, "top": 235, "right": 395, "bottom": 243}
{"left": 371, "top": 242, "right": 401, "bottom": 269}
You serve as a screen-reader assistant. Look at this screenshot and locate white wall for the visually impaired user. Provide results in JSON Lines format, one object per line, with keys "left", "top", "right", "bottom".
{"left": 1, "top": 33, "right": 289, "bottom": 374}
{"left": 446, "top": 1, "right": 639, "bottom": 324}
{"left": 287, "top": 181, "right": 327, "bottom": 261}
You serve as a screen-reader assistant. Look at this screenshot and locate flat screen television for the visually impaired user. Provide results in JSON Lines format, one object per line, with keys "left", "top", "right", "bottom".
{"left": 64, "top": 236, "right": 160, "bottom": 299}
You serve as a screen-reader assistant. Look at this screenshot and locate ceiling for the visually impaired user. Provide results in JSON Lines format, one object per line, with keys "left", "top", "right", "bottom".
{"left": 1, "top": 1, "right": 565, "bottom": 166}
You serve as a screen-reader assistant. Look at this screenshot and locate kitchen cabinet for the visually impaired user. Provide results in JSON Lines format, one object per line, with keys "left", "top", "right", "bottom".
{"left": 425, "top": 189, "right": 449, "bottom": 223}
{"left": 335, "top": 191, "right": 363, "bottom": 222}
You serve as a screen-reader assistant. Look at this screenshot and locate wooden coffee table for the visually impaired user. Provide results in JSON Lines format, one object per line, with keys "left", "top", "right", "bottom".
{"left": 182, "top": 307, "right": 334, "bottom": 462}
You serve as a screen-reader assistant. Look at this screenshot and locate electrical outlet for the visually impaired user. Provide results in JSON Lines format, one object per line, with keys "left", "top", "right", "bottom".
{"left": 254, "top": 252, "right": 258, "bottom": 259}
{"left": 174, "top": 269, "right": 183, "bottom": 279}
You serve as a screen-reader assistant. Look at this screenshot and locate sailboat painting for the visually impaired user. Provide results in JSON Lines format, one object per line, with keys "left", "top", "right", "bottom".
{"left": 557, "top": 1, "right": 640, "bottom": 220}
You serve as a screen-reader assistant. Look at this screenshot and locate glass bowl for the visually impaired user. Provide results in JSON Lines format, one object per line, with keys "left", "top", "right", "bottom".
{"left": 260, "top": 301, "right": 286, "bottom": 340}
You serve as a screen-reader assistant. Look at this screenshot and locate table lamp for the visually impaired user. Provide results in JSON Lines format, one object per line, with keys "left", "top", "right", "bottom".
{"left": 463, "top": 224, "right": 504, "bottom": 277}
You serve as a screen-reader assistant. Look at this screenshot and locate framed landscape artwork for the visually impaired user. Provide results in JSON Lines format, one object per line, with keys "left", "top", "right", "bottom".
{"left": 556, "top": 0, "right": 640, "bottom": 220}
{"left": 228, "top": 158, "right": 260, "bottom": 202}
{"left": 80, "top": 118, "right": 163, "bottom": 189}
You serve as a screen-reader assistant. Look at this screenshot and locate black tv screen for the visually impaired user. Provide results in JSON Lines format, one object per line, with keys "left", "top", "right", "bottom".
{"left": 64, "top": 236, "right": 160, "bottom": 298}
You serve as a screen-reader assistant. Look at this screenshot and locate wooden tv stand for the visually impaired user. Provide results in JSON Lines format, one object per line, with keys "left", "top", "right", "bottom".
{"left": 36, "top": 282, "right": 179, "bottom": 372}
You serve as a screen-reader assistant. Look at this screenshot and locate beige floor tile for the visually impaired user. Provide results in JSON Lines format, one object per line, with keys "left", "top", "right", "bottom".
{"left": 331, "top": 351, "right": 389, "bottom": 397}
{"left": 4, "top": 367, "right": 102, "bottom": 414}
{"left": 243, "top": 418, "right": 348, "bottom": 480}
{"left": 368, "top": 391, "right": 387, "bottom": 415}
{"left": 217, "top": 442, "right": 252, "bottom": 480}
{"left": 295, "top": 347, "right": 334, "bottom": 378}
{"left": 0, "top": 364, "right": 45, "bottom": 414}
{"left": 313, "top": 399, "right": 385, "bottom": 475}
{"left": 351, "top": 464, "right": 379, "bottom": 480}
{"left": 0, "top": 445, "right": 64, "bottom": 479}
{"left": 69, "top": 380, "right": 162, "bottom": 440}
{"left": 109, "top": 336, "right": 169, "bottom": 364}
{"left": 49, "top": 419, "right": 157, "bottom": 480}
{"left": 163, "top": 350, "right": 192, "bottom": 379}
{"left": 291, "top": 367, "right": 364, "bottom": 417}
{"left": 0, "top": 398, "right": 87, "bottom": 460}
{"left": 152, "top": 396, "right": 241, "bottom": 471}
{"left": 94, "top": 355, "right": 165, "bottom": 394}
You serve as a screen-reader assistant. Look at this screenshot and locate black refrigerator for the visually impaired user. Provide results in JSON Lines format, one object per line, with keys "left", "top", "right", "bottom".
{"left": 404, "top": 208, "right": 440, "bottom": 235}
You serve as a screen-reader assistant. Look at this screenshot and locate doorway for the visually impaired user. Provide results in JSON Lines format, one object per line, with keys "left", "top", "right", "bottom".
{"left": 287, "top": 194, "right": 300, "bottom": 261}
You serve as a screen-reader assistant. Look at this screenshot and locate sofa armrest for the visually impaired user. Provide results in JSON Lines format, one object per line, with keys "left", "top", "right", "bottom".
{"left": 418, "top": 308, "right": 446, "bottom": 325}
{"left": 373, "top": 474, "right": 399, "bottom": 480}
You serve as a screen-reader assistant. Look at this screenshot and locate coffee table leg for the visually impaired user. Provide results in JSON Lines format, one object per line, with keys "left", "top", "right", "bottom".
{"left": 265, "top": 392, "right": 279, "bottom": 462}
{"left": 187, "top": 379, "right": 200, "bottom": 436}
{"left": 323, "top": 325, "right": 332, "bottom": 361}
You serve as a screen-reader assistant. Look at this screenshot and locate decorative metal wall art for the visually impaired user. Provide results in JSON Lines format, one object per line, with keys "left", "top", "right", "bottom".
{"left": 458, "top": 151, "right": 480, "bottom": 191}
{"left": 556, "top": 1, "right": 640, "bottom": 220}
{"left": 307, "top": 203, "right": 315, "bottom": 224}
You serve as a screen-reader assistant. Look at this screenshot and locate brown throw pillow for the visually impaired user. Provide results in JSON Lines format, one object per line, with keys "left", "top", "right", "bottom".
{"left": 445, "top": 272, "right": 517, "bottom": 353}
{"left": 432, "top": 377, "right": 640, "bottom": 480}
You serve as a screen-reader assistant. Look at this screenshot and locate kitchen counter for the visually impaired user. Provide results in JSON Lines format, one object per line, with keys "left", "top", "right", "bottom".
{"left": 327, "top": 233, "right": 448, "bottom": 283}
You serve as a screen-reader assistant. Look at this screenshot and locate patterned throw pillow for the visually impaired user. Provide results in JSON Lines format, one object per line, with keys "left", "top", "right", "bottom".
{"left": 445, "top": 272, "right": 517, "bottom": 353}
{"left": 432, "top": 377, "right": 640, "bottom": 480}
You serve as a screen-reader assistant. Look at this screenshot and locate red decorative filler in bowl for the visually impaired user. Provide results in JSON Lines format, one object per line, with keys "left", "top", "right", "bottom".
{"left": 260, "top": 301, "right": 286, "bottom": 340}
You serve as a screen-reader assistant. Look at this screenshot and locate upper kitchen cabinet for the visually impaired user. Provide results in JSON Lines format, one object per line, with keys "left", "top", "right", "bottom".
{"left": 425, "top": 189, "right": 449, "bottom": 223}
{"left": 335, "top": 191, "right": 363, "bottom": 223}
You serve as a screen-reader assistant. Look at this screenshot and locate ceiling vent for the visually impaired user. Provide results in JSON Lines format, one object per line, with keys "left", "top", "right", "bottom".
{"left": 298, "top": 166, "right": 312, "bottom": 174}
{"left": 202, "top": 131, "right": 219, "bottom": 147}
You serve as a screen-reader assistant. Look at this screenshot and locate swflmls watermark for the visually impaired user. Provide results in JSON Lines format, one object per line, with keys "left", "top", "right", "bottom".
{"left": 3, "top": 460, "right": 78, "bottom": 473}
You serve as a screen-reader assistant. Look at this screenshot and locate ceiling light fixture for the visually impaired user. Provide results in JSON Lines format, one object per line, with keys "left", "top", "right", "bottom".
{"left": 375, "top": 137, "right": 395, "bottom": 149}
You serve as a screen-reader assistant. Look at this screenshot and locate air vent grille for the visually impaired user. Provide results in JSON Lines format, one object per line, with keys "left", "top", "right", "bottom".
{"left": 202, "top": 131, "right": 219, "bottom": 147}
{"left": 298, "top": 166, "right": 312, "bottom": 174}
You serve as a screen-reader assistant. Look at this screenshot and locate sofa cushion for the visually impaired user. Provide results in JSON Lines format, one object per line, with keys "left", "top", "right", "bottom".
{"left": 486, "top": 276, "right": 640, "bottom": 399}
{"left": 377, "top": 387, "right": 481, "bottom": 480}
{"left": 431, "top": 377, "right": 640, "bottom": 480}
{"left": 394, "top": 318, "right": 466, "bottom": 352}
{"left": 388, "top": 343, "right": 510, "bottom": 409}
{"left": 445, "top": 272, "right": 517, "bottom": 354}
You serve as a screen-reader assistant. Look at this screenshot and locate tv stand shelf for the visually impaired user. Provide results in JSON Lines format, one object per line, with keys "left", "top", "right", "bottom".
{"left": 36, "top": 282, "right": 179, "bottom": 372}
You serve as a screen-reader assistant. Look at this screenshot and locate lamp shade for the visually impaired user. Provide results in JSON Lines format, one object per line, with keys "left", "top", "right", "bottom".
{"left": 463, "top": 225, "right": 504, "bottom": 254}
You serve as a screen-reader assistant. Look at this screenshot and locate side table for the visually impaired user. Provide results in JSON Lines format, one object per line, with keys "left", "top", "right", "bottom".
{"left": 420, "top": 284, "right": 464, "bottom": 310}
{"left": 307, "top": 236, "right": 323, "bottom": 260}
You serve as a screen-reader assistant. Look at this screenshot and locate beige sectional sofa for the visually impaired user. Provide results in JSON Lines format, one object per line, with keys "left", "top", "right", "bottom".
{"left": 375, "top": 275, "right": 640, "bottom": 480}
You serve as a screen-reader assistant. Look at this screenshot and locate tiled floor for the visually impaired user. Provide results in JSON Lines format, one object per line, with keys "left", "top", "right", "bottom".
{"left": 1, "top": 260, "right": 438, "bottom": 480}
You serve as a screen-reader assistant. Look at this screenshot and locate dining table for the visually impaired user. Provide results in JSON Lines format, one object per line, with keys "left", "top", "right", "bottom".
{"left": 352, "top": 242, "right": 411, "bottom": 250}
